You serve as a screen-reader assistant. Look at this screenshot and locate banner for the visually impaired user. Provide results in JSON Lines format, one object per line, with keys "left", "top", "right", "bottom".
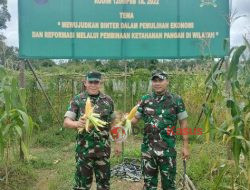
{"left": 19, "top": 0, "right": 229, "bottom": 59}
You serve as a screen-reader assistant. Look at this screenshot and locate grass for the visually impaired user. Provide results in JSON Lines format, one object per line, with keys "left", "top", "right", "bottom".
{"left": 0, "top": 127, "right": 248, "bottom": 190}
{"left": 183, "top": 142, "right": 226, "bottom": 190}
{"left": 0, "top": 162, "right": 36, "bottom": 190}
{"left": 32, "top": 127, "right": 76, "bottom": 148}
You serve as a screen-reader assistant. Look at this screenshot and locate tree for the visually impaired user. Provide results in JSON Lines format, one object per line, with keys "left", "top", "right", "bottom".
{"left": 0, "top": 34, "right": 7, "bottom": 66}
{"left": 0, "top": 0, "right": 11, "bottom": 30}
{"left": 0, "top": 34, "right": 20, "bottom": 69}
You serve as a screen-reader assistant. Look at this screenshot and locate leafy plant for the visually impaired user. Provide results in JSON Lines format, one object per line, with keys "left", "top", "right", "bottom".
{"left": 0, "top": 66, "right": 36, "bottom": 184}
{"left": 204, "top": 40, "right": 250, "bottom": 189}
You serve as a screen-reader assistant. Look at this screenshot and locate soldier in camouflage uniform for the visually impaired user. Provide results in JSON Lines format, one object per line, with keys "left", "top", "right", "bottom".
{"left": 64, "top": 71, "right": 120, "bottom": 190}
{"left": 131, "top": 70, "right": 189, "bottom": 190}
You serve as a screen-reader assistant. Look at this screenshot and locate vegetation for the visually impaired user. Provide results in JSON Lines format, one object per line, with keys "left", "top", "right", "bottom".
{"left": 0, "top": 67, "right": 36, "bottom": 185}
{"left": 0, "top": 4, "right": 249, "bottom": 188}
{"left": 0, "top": 50, "right": 249, "bottom": 189}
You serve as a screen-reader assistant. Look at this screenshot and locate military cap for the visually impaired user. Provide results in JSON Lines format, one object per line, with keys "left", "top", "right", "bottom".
{"left": 86, "top": 71, "right": 102, "bottom": 81}
{"left": 151, "top": 70, "right": 168, "bottom": 80}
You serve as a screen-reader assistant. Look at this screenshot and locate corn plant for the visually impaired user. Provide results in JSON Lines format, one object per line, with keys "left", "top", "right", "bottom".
{"left": 204, "top": 39, "right": 250, "bottom": 189}
{"left": 0, "top": 66, "right": 35, "bottom": 184}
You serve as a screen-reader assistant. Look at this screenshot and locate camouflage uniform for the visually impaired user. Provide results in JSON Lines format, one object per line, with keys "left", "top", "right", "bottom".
{"left": 136, "top": 91, "right": 188, "bottom": 190}
{"left": 65, "top": 91, "right": 115, "bottom": 190}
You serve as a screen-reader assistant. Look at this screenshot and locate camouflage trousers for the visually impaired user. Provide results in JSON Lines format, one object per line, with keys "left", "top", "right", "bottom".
{"left": 73, "top": 156, "right": 110, "bottom": 190}
{"left": 142, "top": 152, "right": 176, "bottom": 190}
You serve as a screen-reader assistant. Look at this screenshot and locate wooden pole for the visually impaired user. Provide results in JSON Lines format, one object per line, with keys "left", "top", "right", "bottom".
{"left": 26, "top": 60, "right": 62, "bottom": 127}
{"left": 122, "top": 61, "right": 127, "bottom": 162}
{"left": 19, "top": 61, "right": 25, "bottom": 160}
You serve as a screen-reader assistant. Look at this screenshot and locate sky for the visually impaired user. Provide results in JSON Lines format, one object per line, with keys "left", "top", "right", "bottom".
{"left": 2, "top": 0, "right": 250, "bottom": 48}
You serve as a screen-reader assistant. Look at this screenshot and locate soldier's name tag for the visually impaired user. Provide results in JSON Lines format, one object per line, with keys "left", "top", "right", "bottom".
{"left": 144, "top": 107, "right": 155, "bottom": 115}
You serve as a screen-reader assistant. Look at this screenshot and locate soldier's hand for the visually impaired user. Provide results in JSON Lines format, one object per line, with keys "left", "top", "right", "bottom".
{"left": 182, "top": 146, "right": 190, "bottom": 160}
{"left": 114, "top": 143, "right": 122, "bottom": 157}
{"left": 75, "top": 117, "right": 86, "bottom": 129}
{"left": 121, "top": 118, "right": 126, "bottom": 126}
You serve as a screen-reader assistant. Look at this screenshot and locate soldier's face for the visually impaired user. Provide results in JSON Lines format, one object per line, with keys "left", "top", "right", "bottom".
{"left": 84, "top": 80, "right": 101, "bottom": 95}
{"left": 152, "top": 78, "right": 168, "bottom": 94}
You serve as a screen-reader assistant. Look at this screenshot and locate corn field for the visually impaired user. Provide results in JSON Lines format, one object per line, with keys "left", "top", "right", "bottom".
{"left": 0, "top": 42, "right": 250, "bottom": 189}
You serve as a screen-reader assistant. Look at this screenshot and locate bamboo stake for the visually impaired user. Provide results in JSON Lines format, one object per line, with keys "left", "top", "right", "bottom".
{"left": 26, "top": 60, "right": 62, "bottom": 127}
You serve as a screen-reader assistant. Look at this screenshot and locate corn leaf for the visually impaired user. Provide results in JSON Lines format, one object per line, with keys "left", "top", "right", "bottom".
{"left": 227, "top": 45, "right": 246, "bottom": 80}
{"left": 14, "top": 125, "right": 22, "bottom": 137}
{"left": 205, "top": 59, "right": 221, "bottom": 84}
{"left": 212, "top": 164, "right": 229, "bottom": 190}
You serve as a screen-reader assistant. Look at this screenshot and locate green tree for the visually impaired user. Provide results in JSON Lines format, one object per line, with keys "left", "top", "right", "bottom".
{"left": 0, "top": 0, "right": 11, "bottom": 30}
{"left": 0, "top": 34, "right": 7, "bottom": 66}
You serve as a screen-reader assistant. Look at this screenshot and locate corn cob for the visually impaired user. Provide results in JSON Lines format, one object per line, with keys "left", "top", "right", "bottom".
{"left": 78, "top": 97, "right": 108, "bottom": 133}
{"left": 85, "top": 97, "right": 93, "bottom": 117}
{"left": 127, "top": 105, "right": 138, "bottom": 120}
{"left": 78, "top": 97, "right": 92, "bottom": 133}
{"left": 78, "top": 114, "right": 87, "bottom": 133}
{"left": 124, "top": 105, "right": 138, "bottom": 135}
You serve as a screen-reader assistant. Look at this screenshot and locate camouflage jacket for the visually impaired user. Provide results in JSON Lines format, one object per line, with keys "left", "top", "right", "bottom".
{"left": 136, "top": 91, "right": 188, "bottom": 157}
{"left": 64, "top": 91, "right": 115, "bottom": 158}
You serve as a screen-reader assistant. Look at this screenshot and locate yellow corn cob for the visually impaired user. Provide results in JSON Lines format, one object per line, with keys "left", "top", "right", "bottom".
{"left": 126, "top": 105, "right": 138, "bottom": 120}
{"left": 78, "top": 97, "right": 108, "bottom": 133}
{"left": 83, "top": 97, "right": 93, "bottom": 132}
{"left": 85, "top": 118, "right": 91, "bottom": 132}
{"left": 78, "top": 114, "right": 87, "bottom": 133}
{"left": 85, "top": 97, "right": 92, "bottom": 117}
{"left": 124, "top": 105, "right": 138, "bottom": 135}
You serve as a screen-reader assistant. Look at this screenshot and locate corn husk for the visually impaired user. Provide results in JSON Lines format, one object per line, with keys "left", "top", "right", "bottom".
{"left": 78, "top": 97, "right": 108, "bottom": 133}
{"left": 124, "top": 105, "right": 138, "bottom": 135}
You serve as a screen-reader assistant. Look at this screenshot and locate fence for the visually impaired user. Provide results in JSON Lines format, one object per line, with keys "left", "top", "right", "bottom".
{"left": 24, "top": 69, "right": 206, "bottom": 129}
